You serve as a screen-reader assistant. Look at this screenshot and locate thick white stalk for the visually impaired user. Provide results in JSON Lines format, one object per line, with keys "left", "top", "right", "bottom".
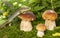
{"left": 20, "top": 20, "right": 32, "bottom": 31}
{"left": 45, "top": 20, "right": 56, "bottom": 30}
{"left": 37, "top": 31, "right": 44, "bottom": 37}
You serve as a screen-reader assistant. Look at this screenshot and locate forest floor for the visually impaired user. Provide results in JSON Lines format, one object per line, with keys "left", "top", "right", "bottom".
{"left": 0, "top": 21, "right": 60, "bottom": 38}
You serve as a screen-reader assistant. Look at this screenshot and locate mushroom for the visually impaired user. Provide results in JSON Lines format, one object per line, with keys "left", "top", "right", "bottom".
{"left": 18, "top": 11, "right": 36, "bottom": 32}
{"left": 42, "top": 10, "right": 57, "bottom": 30}
{"left": 36, "top": 24, "right": 46, "bottom": 37}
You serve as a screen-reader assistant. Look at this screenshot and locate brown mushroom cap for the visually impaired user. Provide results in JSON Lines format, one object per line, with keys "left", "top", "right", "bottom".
{"left": 18, "top": 11, "right": 36, "bottom": 21}
{"left": 42, "top": 10, "right": 57, "bottom": 21}
{"left": 36, "top": 24, "right": 46, "bottom": 31}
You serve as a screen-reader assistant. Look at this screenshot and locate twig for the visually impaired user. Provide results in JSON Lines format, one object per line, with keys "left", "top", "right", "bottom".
{"left": 0, "top": 7, "right": 30, "bottom": 28}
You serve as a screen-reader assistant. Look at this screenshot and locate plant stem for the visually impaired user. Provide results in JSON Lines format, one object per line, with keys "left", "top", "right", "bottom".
{"left": 51, "top": 0, "right": 54, "bottom": 10}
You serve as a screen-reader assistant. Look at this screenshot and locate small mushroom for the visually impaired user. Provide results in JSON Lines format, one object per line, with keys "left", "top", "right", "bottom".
{"left": 18, "top": 11, "right": 36, "bottom": 32}
{"left": 42, "top": 10, "right": 57, "bottom": 30}
{"left": 36, "top": 24, "right": 46, "bottom": 37}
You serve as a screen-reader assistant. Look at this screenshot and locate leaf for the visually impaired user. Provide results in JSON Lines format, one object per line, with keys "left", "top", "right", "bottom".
{"left": 0, "top": 18, "right": 6, "bottom": 25}
{"left": 32, "top": 5, "right": 46, "bottom": 11}
{"left": 52, "top": 32, "right": 60, "bottom": 36}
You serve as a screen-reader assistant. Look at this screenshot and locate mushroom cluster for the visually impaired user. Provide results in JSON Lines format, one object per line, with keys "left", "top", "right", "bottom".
{"left": 36, "top": 23, "right": 46, "bottom": 37}
{"left": 42, "top": 10, "right": 57, "bottom": 30}
{"left": 17, "top": 9, "right": 58, "bottom": 37}
{"left": 18, "top": 11, "right": 36, "bottom": 32}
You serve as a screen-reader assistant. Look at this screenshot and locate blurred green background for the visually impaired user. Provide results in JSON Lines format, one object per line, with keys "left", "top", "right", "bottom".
{"left": 0, "top": 0, "right": 60, "bottom": 38}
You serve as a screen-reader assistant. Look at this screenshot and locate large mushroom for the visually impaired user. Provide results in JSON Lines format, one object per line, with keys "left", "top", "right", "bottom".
{"left": 42, "top": 10, "right": 57, "bottom": 30}
{"left": 36, "top": 23, "right": 46, "bottom": 37}
{"left": 18, "top": 11, "right": 36, "bottom": 32}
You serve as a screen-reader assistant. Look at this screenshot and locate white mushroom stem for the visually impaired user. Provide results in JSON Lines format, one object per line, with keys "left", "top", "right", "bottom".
{"left": 45, "top": 20, "right": 56, "bottom": 30}
{"left": 20, "top": 20, "right": 32, "bottom": 31}
{"left": 37, "top": 31, "right": 44, "bottom": 37}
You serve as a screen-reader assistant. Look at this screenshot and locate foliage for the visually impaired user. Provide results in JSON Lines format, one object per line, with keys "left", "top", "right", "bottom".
{"left": 0, "top": 0, "right": 60, "bottom": 38}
